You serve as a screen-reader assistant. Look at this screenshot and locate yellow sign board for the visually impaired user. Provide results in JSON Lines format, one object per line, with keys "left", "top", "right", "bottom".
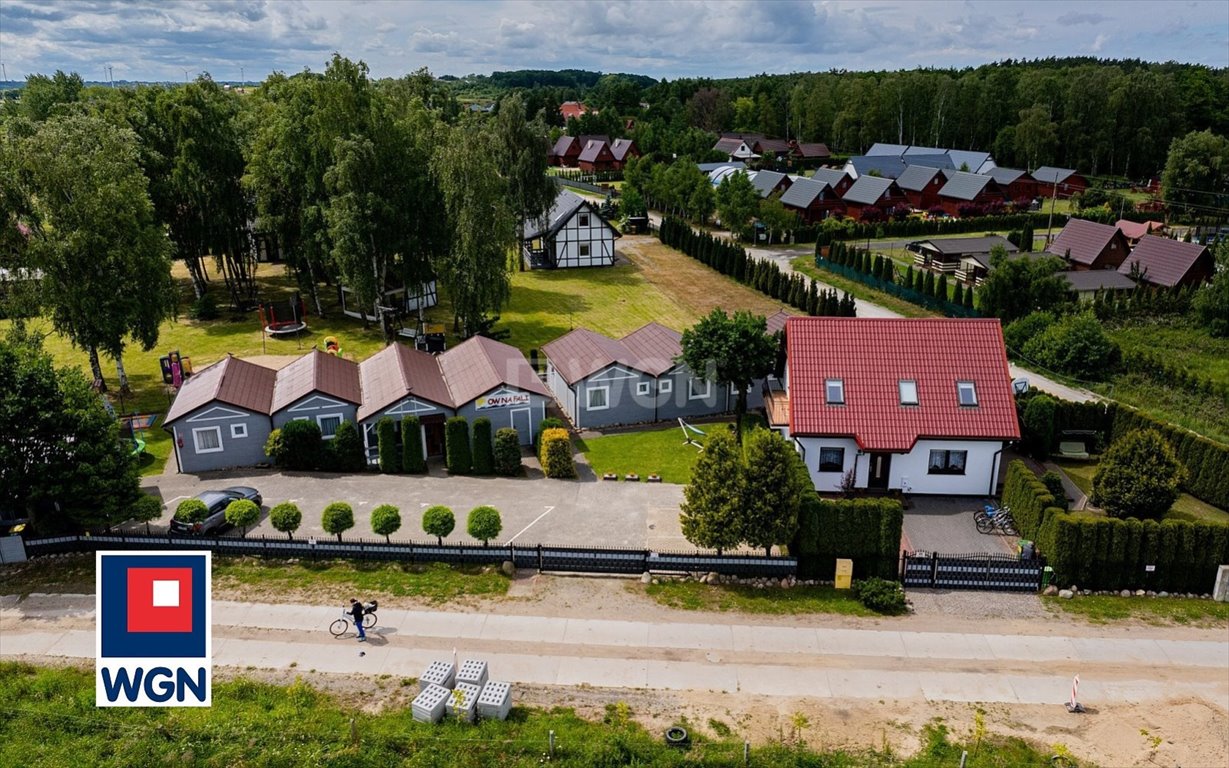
{"left": 834, "top": 558, "right": 853, "bottom": 590}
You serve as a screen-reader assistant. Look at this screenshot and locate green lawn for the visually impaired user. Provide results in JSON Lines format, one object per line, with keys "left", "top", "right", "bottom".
{"left": 576, "top": 416, "right": 765, "bottom": 484}
{"left": 0, "top": 663, "right": 1065, "bottom": 768}
{"left": 1051, "top": 460, "right": 1228, "bottom": 523}
{"left": 1043, "top": 594, "right": 1229, "bottom": 627}
{"left": 1106, "top": 317, "right": 1229, "bottom": 387}
{"left": 638, "top": 580, "right": 876, "bottom": 617}
{"left": 0, "top": 554, "right": 510, "bottom": 603}
{"left": 791, "top": 256, "right": 936, "bottom": 318}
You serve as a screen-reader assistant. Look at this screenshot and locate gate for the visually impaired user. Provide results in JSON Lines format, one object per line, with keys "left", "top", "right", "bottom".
{"left": 901, "top": 551, "right": 1043, "bottom": 592}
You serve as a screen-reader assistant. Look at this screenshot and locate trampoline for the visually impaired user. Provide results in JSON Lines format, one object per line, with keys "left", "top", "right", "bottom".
{"left": 259, "top": 294, "right": 308, "bottom": 336}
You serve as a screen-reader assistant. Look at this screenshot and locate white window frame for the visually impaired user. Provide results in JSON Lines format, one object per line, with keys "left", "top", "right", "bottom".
{"left": 687, "top": 378, "right": 712, "bottom": 400}
{"left": 579, "top": 243, "right": 591, "bottom": 257}
{"left": 586, "top": 386, "right": 610, "bottom": 411}
{"left": 956, "top": 381, "right": 978, "bottom": 407}
{"left": 192, "top": 426, "right": 224, "bottom": 454}
{"left": 317, "top": 413, "right": 344, "bottom": 439}
{"left": 230, "top": 423, "right": 248, "bottom": 439}
{"left": 659, "top": 379, "right": 673, "bottom": 394}
{"left": 636, "top": 381, "right": 651, "bottom": 396}
{"left": 899, "top": 380, "right": 919, "bottom": 406}
{"left": 825, "top": 378, "right": 845, "bottom": 405}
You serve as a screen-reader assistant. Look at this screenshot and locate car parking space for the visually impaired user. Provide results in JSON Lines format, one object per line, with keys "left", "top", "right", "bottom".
{"left": 139, "top": 466, "right": 683, "bottom": 549}
{"left": 902, "top": 496, "right": 1018, "bottom": 555}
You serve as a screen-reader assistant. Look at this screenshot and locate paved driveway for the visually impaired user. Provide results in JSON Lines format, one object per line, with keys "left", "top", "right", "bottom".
{"left": 139, "top": 465, "right": 689, "bottom": 550}
{"left": 902, "top": 496, "right": 1018, "bottom": 556}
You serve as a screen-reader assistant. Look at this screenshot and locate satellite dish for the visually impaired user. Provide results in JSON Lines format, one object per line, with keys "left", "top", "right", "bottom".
{"left": 1012, "top": 378, "right": 1030, "bottom": 396}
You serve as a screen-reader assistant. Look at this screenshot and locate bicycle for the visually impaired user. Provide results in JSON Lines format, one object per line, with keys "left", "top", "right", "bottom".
{"left": 974, "top": 504, "right": 1017, "bottom": 535}
{"left": 329, "top": 600, "right": 378, "bottom": 637}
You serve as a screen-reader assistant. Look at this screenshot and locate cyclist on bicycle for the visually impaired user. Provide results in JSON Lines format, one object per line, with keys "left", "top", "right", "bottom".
{"left": 349, "top": 598, "right": 367, "bottom": 642}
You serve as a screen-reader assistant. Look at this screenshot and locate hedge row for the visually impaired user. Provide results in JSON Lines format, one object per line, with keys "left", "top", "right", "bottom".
{"left": 1041, "top": 514, "right": 1229, "bottom": 592}
{"left": 825, "top": 240, "right": 977, "bottom": 311}
{"left": 1121, "top": 349, "right": 1229, "bottom": 406}
{"left": 792, "top": 495, "right": 903, "bottom": 581}
{"left": 540, "top": 428, "right": 576, "bottom": 479}
{"left": 814, "top": 256, "right": 980, "bottom": 318}
{"left": 1019, "top": 394, "right": 1229, "bottom": 510}
{"left": 658, "top": 217, "right": 856, "bottom": 317}
{"left": 814, "top": 211, "right": 1063, "bottom": 245}
{"left": 1001, "top": 460, "right": 1065, "bottom": 541}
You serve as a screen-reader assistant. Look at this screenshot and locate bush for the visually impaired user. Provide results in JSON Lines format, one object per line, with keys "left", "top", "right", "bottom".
{"left": 471, "top": 417, "right": 494, "bottom": 475}
{"left": 852, "top": 577, "right": 907, "bottom": 615}
{"left": 539, "top": 427, "right": 576, "bottom": 479}
{"left": 1021, "top": 312, "right": 1120, "bottom": 379}
{"left": 370, "top": 504, "right": 401, "bottom": 542}
{"left": 1093, "top": 428, "right": 1187, "bottom": 520}
{"left": 269, "top": 502, "right": 302, "bottom": 539}
{"left": 791, "top": 496, "right": 902, "bottom": 580}
{"left": 401, "top": 416, "right": 425, "bottom": 474}
{"left": 130, "top": 495, "right": 163, "bottom": 534}
{"left": 326, "top": 420, "right": 366, "bottom": 472}
{"left": 536, "top": 417, "right": 566, "bottom": 453}
{"left": 224, "top": 499, "right": 261, "bottom": 537}
{"left": 321, "top": 502, "right": 355, "bottom": 542}
{"left": 1001, "top": 460, "right": 1063, "bottom": 540}
{"left": 1040, "top": 471, "right": 1070, "bottom": 512}
{"left": 1003, "top": 310, "right": 1055, "bottom": 354}
{"left": 493, "top": 428, "right": 522, "bottom": 476}
{"left": 1022, "top": 394, "right": 1057, "bottom": 459}
{"left": 175, "top": 498, "right": 208, "bottom": 523}
{"left": 269, "top": 419, "right": 324, "bottom": 470}
{"left": 445, "top": 416, "right": 472, "bottom": 474}
{"left": 467, "top": 505, "right": 502, "bottom": 546}
{"left": 188, "top": 292, "right": 219, "bottom": 321}
{"left": 422, "top": 505, "right": 455, "bottom": 544}
{"left": 376, "top": 418, "right": 400, "bottom": 473}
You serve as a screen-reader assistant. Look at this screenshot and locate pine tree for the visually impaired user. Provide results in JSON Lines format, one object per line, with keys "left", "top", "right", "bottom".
{"left": 807, "top": 280, "right": 820, "bottom": 315}
{"left": 679, "top": 428, "right": 745, "bottom": 554}
{"left": 952, "top": 283, "right": 964, "bottom": 307}
{"left": 924, "top": 271, "right": 935, "bottom": 296}
{"left": 937, "top": 274, "right": 949, "bottom": 302}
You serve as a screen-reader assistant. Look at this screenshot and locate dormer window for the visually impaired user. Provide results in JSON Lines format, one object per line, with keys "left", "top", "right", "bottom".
{"left": 825, "top": 379, "right": 844, "bottom": 405}
{"left": 957, "top": 381, "right": 978, "bottom": 407}
{"left": 899, "top": 380, "right": 918, "bottom": 406}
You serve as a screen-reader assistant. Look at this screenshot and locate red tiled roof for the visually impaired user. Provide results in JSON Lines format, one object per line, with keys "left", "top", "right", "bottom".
{"left": 560, "top": 101, "right": 588, "bottom": 120}
{"left": 271, "top": 348, "right": 361, "bottom": 412}
{"left": 1046, "top": 218, "right": 1123, "bottom": 266}
{"left": 785, "top": 318, "right": 1020, "bottom": 451}
{"left": 165, "top": 355, "right": 277, "bottom": 424}
{"left": 1117, "top": 235, "right": 1211, "bottom": 288}
{"left": 1115, "top": 219, "right": 1165, "bottom": 241}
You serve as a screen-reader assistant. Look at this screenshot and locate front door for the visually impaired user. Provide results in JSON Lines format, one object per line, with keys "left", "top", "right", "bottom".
{"left": 422, "top": 414, "right": 446, "bottom": 457}
{"left": 511, "top": 408, "right": 532, "bottom": 444}
{"left": 868, "top": 452, "right": 892, "bottom": 490}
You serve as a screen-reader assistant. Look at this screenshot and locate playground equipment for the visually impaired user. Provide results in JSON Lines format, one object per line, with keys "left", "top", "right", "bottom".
{"left": 159, "top": 350, "right": 194, "bottom": 388}
{"left": 258, "top": 293, "right": 307, "bottom": 336}
{"left": 678, "top": 418, "right": 706, "bottom": 451}
{"left": 323, "top": 335, "right": 343, "bottom": 357}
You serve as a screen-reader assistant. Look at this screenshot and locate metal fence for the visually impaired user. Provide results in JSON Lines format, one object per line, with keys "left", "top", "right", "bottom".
{"left": 814, "top": 257, "right": 981, "bottom": 318}
{"left": 19, "top": 533, "right": 796, "bottom": 578}
{"left": 901, "top": 551, "right": 1044, "bottom": 592}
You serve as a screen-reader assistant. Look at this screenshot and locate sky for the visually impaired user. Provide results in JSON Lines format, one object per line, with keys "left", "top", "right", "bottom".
{"left": 1, "top": 0, "right": 1226, "bottom": 84}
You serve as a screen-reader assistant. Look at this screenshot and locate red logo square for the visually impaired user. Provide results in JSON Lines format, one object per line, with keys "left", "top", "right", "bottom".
{"left": 126, "top": 567, "right": 193, "bottom": 633}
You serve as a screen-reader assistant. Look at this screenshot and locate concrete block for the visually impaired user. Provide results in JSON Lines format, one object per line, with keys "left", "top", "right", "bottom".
{"left": 1214, "top": 565, "right": 1229, "bottom": 602}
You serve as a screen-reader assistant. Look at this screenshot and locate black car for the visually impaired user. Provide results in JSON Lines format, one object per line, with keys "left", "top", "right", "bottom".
{"left": 168, "top": 487, "right": 263, "bottom": 535}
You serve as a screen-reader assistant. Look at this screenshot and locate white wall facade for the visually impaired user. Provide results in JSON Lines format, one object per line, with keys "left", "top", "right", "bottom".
{"left": 553, "top": 207, "right": 617, "bottom": 268}
{"left": 794, "top": 436, "right": 1006, "bottom": 495}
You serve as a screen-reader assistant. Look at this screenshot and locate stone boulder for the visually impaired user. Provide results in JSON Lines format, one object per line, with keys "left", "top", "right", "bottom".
{"left": 1058, "top": 589, "right": 1075, "bottom": 599}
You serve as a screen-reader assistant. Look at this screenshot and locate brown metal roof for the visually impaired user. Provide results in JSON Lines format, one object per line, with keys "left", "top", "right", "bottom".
{"left": 541, "top": 328, "right": 633, "bottom": 385}
{"left": 357, "top": 343, "right": 453, "bottom": 421}
{"left": 620, "top": 323, "right": 682, "bottom": 377}
{"left": 1047, "top": 218, "right": 1124, "bottom": 266}
{"left": 1117, "top": 236, "right": 1211, "bottom": 288}
{"left": 766, "top": 310, "right": 791, "bottom": 335}
{"left": 165, "top": 354, "right": 277, "bottom": 424}
{"left": 271, "top": 348, "right": 361, "bottom": 412}
{"left": 439, "top": 335, "right": 550, "bottom": 405}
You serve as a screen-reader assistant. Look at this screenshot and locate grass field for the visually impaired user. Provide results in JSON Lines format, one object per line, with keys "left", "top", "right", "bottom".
{"left": 791, "top": 256, "right": 935, "bottom": 318}
{"left": 0, "top": 663, "right": 1066, "bottom": 767}
{"left": 577, "top": 416, "right": 765, "bottom": 484}
{"left": 1051, "top": 460, "right": 1227, "bottom": 522}
{"left": 1043, "top": 594, "right": 1229, "bottom": 626}
{"left": 4, "top": 236, "right": 788, "bottom": 475}
{"left": 1106, "top": 317, "right": 1229, "bottom": 387}
{"left": 638, "top": 581, "right": 876, "bottom": 616}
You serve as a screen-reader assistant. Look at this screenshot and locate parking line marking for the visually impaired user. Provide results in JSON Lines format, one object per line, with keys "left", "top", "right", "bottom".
{"left": 163, "top": 495, "right": 188, "bottom": 507}
{"left": 505, "top": 506, "right": 555, "bottom": 546}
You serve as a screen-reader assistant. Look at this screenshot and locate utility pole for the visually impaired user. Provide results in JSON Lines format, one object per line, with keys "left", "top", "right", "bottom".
{"left": 183, "top": 69, "right": 191, "bottom": 84}
{"left": 1045, "top": 174, "right": 1059, "bottom": 248}
{"left": 2, "top": 61, "right": 8, "bottom": 82}
{"left": 240, "top": 66, "right": 244, "bottom": 89}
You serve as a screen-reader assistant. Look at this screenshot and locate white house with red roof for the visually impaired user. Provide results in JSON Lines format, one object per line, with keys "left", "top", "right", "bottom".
{"left": 768, "top": 318, "right": 1020, "bottom": 495}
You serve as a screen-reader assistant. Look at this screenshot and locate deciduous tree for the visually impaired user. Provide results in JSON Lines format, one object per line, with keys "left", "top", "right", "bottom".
{"left": 680, "top": 309, "right": 778, "bottom": 440}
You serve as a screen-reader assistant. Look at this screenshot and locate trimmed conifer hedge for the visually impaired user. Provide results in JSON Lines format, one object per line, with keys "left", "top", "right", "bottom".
{"left": 539, "top": 428, "right": 576, "bottom": 479}
{"left": 445, "top": 416, "right": 472, "bottom": 474}
{"left": 400, "top": 415, "right": 426, "bottom": 473}
{"left": 792, "top": 495, "right": 903, "bottom": 581}
{"left": 471, "top": 417, "right": 494, "bottom": 476}
{"left": 376, "top": 417, "right": 400, "bottom": 473}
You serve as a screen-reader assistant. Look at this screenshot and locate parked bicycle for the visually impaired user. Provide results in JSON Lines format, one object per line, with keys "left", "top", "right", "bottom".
{"left": 974, "top": 503, "right": 1017, "bottom": 535}
{"left": 329, "top": 600, "right": 378, "bottom": 637}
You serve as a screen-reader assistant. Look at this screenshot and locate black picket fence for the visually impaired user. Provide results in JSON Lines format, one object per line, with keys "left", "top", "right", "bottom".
{"left": 20, "top": 533, "right": 797, "bottom": 578}
{"left": 900, "top": 551, "right": 1045, "bottom": 592}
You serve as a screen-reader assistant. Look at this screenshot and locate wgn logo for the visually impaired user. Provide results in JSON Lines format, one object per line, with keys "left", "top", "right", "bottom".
{"left": 96, "top": 551, "right": 211, "bottom": 707}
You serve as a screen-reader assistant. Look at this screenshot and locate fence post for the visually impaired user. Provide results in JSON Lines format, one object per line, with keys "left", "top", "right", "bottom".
{"left": 744, "top": 740, "right": 750, "bottom": 766}
{"left": 930, "top": 552, "right": 938, "bottom": 588}
{"left": 537, "top": 544, "right": 543, "bottom": 573}
{"left": 548, "top": 729, "right": 555, "bottom": 758}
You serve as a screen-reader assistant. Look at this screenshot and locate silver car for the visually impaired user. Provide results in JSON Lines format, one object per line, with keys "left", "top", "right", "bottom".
{"left": 168, "top": 487, "right": 262, "bottom": 535}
